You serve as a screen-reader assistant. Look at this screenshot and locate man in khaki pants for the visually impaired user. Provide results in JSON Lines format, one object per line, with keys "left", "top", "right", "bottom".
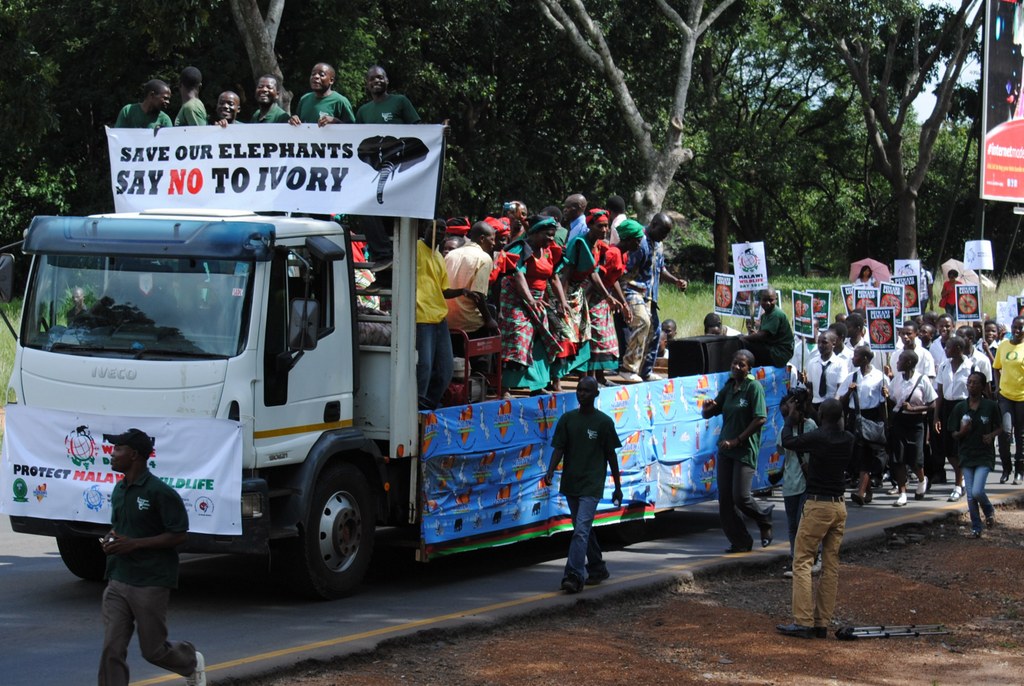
{"left": 776, "top": 399, "right": 855, "bottom": 638}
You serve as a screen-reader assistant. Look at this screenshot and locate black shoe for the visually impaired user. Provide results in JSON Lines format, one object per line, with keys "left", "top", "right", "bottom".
{"left": 986, "top": 514, "right": 995, "bottom": 529}
{"left": 560, "top": 574, "right": 583, "bottom": 594}
{"left": 813, "top": 626, "right": 828, "bottom": 639}
{"left": 585, "top": 568, "right": 610, "bottom": 585}
{"left": 850, "top": 493, "right": 864, "bottom": 507}
{"left": 760, "top": 524, "right": 773, "bottom": 548}
{"left": 724, "top": 545, "right": 753, "bottom": 554}
{"left": 775, "top": 623, "right": 815, "bottom": 639}
{"left": 1000, "top": 471, "right": 1011, "bottom": 484}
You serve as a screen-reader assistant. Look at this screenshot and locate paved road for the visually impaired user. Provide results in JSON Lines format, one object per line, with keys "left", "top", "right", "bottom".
{"left": 3, "top": 479, "right": 1022, "bottom": 685}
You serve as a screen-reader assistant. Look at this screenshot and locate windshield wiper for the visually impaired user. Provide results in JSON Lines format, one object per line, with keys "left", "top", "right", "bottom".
{"left": 132, "top": 349, "right": 228, "bottom": 360}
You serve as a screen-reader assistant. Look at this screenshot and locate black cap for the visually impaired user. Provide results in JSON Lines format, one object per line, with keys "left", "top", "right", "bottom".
{"left": 104, "top": 428, "right": 154, "bottom": 457}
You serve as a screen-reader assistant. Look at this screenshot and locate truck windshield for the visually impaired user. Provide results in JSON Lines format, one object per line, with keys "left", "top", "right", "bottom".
{"left": 23, "top": 254, "right": 253, "bottom": 358}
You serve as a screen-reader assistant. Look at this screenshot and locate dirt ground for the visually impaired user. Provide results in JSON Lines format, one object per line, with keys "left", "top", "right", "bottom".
{"left": 247, "top": 501, "right": 1024, "bottom": 685}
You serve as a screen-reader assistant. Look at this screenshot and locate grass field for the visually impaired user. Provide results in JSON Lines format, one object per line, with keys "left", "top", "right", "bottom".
{"left": 656, "top": 274, "right": 1024, "bottom": 339}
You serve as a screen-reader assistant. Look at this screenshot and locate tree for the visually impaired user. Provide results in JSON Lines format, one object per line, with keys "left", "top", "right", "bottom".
{"left": 536, "top": 0, "right": 740, "bottom": 221}
{"left": 228, "top": 0, "right": 290, "bottom": 110}
{"left": 793, "top": 0, "right": 983, "bottom": 259}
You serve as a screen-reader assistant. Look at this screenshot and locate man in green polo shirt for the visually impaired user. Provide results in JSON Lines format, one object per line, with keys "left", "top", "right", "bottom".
{"left": 543, "top": 376, "right": 623, "bottom": 593}
{"left": 288, "top": 62, "right": 355, "bottom": 126}
{"left": 114, "top": 79, "right": 173, "bottom": 129}
{"left": 741, "top": 286, "right": 794, "bottom": 368}
{"left": 355, "top": 65, "right": 421, "bottom": 124}
{"left": 98, "top": 428, "right": 205, "bottom": 686}
{"left": 250, "top": 74, "right": 290, "bottom": 123}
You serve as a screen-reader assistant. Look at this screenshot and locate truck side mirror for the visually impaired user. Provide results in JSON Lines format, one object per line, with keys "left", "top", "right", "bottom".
{"left": 0, "top": 254, "right": 14, "bottom": 303}
{"left": 288, "top": 298, "right": 319, "bottom": 351}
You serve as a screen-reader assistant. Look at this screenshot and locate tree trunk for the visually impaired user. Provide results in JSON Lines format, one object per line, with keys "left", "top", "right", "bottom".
{"left": 712, "top": 190, "right": 731, "bottom": 273}
{"left": 896, "top": 189, "right": 918, "bottom": 259}
{"left": 228, "top": 0, "right": 291, "bottom": 111}
{"left": 633, "top": 147, "right": 694, "bottom": 222}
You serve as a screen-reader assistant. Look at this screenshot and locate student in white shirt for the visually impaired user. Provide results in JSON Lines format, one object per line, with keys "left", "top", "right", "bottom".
{"left": 838, "top": 346, "right": 890, "bottom": 506}
{"left": 935, "top": 335, "right": 972, "bottom": 501}
{"left": 802, "top": 332, "right": 850, "bottom": 415}
{"left": 888, "top": 349, "right": 937, "bottom": 505}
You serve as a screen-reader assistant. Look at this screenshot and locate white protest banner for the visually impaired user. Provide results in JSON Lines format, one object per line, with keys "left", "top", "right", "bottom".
{"left": 106, "top": 123, "right": 445, "bottom": 218}
{"left": 893, "top": 259, "right": 922, "bottom": 280}
{"left": 866, "top": 308, "right": 897, "bottom": 352}
{"left": 964, "top": 240, "right": 994, "bottom": 271}
{"left": 879, "top": 282, "right": 906, "bottom": 326}
{"left": 731, "top": 242, "right": 768, "bottom": 291}
{"left": 955, "top": 283, "right": 982, "bottom": 322}
{"left": 890, "top": 274, "right": 921, "bottom": 318}
{"left": 1, "top": 406, "right": 243, "bottom": 535}
{"left": 997, "top": 300, "right": 1013, "bottom": 328}
{"left": 714, "top": 273, "right": 736, "bottom": 316}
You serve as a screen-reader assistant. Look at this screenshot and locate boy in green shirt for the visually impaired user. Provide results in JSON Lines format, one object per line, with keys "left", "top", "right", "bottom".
{"left": 114, "top": 79, "right": 173, "bottom": 129}
{"left": 288, "top": 62, "right": 355, "bottom": 125}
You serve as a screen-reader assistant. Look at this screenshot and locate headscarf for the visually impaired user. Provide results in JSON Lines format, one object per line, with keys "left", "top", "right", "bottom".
{"left": 617, "top": 218, "right": 644, "bottom": 240}
{"left": 528, "top": 216, "right": 558, "bottom": 234}
{"left": 445, "top": 216, "right": 471, "bottom": 236}
{"left": 484, "top": 216, "right": 509, "bottom": 237}
{"left": 586, "top": 208, "right": 609, "bottom": 226}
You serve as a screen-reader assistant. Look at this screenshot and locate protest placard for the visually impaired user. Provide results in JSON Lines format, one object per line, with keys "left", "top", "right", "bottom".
{"left": 879, "top": 282, "right": 905, "bottom": 326}
{"left": 808, "top": 290, "right": 831, "bottom": 328}
{"left": 955, "top": 283, "right": 982, "bottom": 322}
{"left": 841, "top": 284, "right": 856, "bottom": 314}
{"left": 731, "top": 242, "right": 768, "bottom": 291}
{"left": 733, "top": 290, "right": 755, "bottom": 318}
{"left": 854, "top": 287, "right": 879, "bottom": 312}
{"left": 792, "top": 291, "right": 814, "bottom": 338}
{"left": 714, "top": 273, "right": 736, "bottom": 316}
{"left": 890, "top": 274, "right": 921, "bottom": 318}
{"left": 964, "top": 240, "right": 994, "bottom": 271}
{"left": 866, "top": 308, "right": 897, "bottom": 352}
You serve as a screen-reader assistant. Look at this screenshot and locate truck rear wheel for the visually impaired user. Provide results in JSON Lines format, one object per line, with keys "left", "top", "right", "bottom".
{"left": 275, "top": 463, "right": 376, "bottom": 599}
{"left": 56, "top": 535, "right": 106, "bottom": 581}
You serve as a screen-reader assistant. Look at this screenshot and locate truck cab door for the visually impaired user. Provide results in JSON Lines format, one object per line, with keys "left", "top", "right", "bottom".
{"left": 253, "top": 240, "right": 353, "bottom": 466}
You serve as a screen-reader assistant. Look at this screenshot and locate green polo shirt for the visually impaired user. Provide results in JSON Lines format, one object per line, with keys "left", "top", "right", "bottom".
{"left": 714, "top": 374, "right": 767, "bottom": 468}
{"left": 105, "top": 471, "right": 189, "bottom": 588}
{"left": 551, "top": 408, "right": 621, "bottom": 498}
{"left": 355, "top": 93, "right": 420, "bottom": 124}
{"left": 251, "top": 103, "right": 290, "bottom": 123}
{"left": 759, "top": 307, "right": 794, "bottom": 367}
{"left": 294, "top": 91, "right": 355, "bottom": 124}
{"left": 115, "top": 103, "right": 173, "bottom": 129}
{"left": 174, "top": 97, "right": 208, "bottom": 126}
{"left": 949, "top": 398, "right": 999, "bottom": 469}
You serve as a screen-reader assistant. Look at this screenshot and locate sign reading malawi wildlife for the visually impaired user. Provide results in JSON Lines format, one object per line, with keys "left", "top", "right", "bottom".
{"left": 731, "top": 242, "right": 768, "bottom": 291}
{"left": 106, "top": 124, "right": 445, "bottom": 218}
{"left": 418, "top": 368, "right": 789, "bottom": 558}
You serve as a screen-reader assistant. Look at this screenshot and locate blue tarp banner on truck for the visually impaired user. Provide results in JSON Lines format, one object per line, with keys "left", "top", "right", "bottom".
{"left": 419, "top": 367, "right": 789, "bottom": 557}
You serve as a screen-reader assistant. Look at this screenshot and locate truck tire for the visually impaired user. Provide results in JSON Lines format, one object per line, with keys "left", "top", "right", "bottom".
{"left": 276, "top": 463, "right": 376, "bottom": 599}
{"left": 56, "top": 535, "right": 106, "bottom": 581}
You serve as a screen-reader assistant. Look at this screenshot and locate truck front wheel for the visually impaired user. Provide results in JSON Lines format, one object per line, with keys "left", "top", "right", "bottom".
{"left": 275, "top": 463, "right": 376, "bottom": 599}
{"left": 56, "top": 535, "right": 106, "bottom": 581}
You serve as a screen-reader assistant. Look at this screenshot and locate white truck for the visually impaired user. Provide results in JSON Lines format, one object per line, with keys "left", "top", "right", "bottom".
{"left": 1, "top": 209, "right": 424, "bottom": 598}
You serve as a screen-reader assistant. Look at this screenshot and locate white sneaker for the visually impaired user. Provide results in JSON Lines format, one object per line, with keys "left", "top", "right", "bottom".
{"left": 914, "top": 477, "right": 928, "bottom": 501}
{"left": 617, "top": 371, "right": 644, "bottom": 384}
{"left": 186, "top": 651, "right": 206, "bottom": 686}
{"left": 893, "top": 492, "right": 908, "bottom": 507}
{"left": 643, "top": 371, "right": 665, "bottom": 381}
{"left": 811, "top": 559, "right": 822, "bottom": 575}
{"left": 947, "top": 486, "right": 963, "bottom": 502}
{"left": 1014, "top": 474, "right": 1023, "bottom": 485}
{"left": 782, "top": 568, "right": 793, "bottom": 578}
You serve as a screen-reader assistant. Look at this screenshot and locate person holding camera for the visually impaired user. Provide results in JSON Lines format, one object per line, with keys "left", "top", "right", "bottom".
{"left": 776, "top": 388, "right": 819, "bottom": 577}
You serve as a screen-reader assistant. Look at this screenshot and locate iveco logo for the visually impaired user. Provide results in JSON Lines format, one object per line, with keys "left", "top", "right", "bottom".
{"left": 92, "top": 367, "right": 138, "bottom": 381}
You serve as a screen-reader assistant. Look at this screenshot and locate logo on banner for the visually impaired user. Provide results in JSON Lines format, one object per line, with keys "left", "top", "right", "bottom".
{"left": 420, "top": 413, "right": 439, "bottom": 455}
{"left": 456, "top": 405, "right": 476, "bottom": 449}
{"left": 83, "top": 485, "right": 105, "bottom": 512}
{"left": 737, "top": 247, "right": 760, "bottom": 273}
{"left": 356, "top": 136, "right": 428, "bottom": 204}
{"left": 194, "top": 497, "right": 215, "bottom": 516}
{"left": 610, "top": 387, "right": 632, "bottom": 425}
{"left": 65, "top": 425, "right": 98, "bottom": 469}
{"left": 34, "top": 484, "right": 48, "bottom": 502}
{"left": 533, "top": 395, "right": 559, "bottom": 435}
{"left": 12, "top": 478, "right": 29, "bottom": 503}
{"left": 495, "top": 400, "right": 515, "bottom": 443}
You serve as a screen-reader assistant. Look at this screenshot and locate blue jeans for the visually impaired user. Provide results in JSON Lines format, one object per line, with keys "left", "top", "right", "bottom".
{"left": 416, "top": 320, "right": 453, "bottom": 410}
{"left": 961, "top": 465, "right": 994, "bottom": 532}
{"left": 564, "top": 495, "right": 605, "bottom": 582}
{"left": 784, "top": 492, "right": 806, "bottom": 557}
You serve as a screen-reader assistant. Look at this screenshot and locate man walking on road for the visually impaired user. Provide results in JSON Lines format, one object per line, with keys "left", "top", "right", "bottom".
{"left": 543, "top": 376, "right": 622, "bottom": 593}
{"left": 776, "top": 399, "right": 854, "bottom": 638}
{"left": 98, "top": 428, "right": 205, "bottom": 686}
